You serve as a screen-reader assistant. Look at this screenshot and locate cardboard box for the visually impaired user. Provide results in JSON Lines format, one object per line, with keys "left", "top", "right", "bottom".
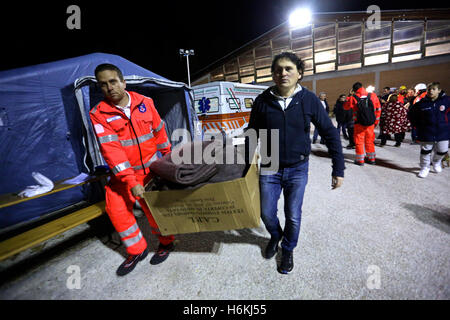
{"left": 142, "top": 154, "right": 260, "bottom": 236}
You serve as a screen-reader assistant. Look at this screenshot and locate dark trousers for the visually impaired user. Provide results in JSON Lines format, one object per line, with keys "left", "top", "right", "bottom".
{"left": 312, "top": 127, "right": 323, "bottom": 143}
{"left": 380, "top": 133, "right": 404, "bottom": 145}
{"left": 347, "top": 125, "right": 355, "bottom": 146}
{"left": 411, "top": 127, "right": 418, "bottom": 142}
{"left": 336, "top": 122, "right": 349, "bottom": 139}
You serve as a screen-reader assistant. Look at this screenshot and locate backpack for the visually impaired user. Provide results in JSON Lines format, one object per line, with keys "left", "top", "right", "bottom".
{"left": 354, "top": 93, "right": 376, "bottom": 126}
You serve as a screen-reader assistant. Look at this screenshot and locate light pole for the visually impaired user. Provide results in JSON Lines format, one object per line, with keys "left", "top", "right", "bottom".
{"left": 179, "top": 49, "right": 195, "bottom": 87}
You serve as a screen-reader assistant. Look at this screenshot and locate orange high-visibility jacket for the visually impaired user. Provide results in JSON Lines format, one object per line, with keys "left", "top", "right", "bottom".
{"left": 90, "top": 91, "right": 171, "bottom": 189}
{"left": 343, "top": 87, "right": 382, "bottom": 125}
{"left": 413, "top": 91, "right": 427, "bottom": 105}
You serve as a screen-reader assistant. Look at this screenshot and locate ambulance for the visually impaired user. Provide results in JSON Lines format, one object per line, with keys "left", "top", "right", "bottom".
{"left": 192, "top": 81, "right": 269, "bottom": 138}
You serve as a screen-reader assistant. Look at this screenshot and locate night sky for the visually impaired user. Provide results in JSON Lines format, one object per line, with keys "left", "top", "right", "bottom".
{"left": 0, "top": 1, "right": 447, "bottom": 83}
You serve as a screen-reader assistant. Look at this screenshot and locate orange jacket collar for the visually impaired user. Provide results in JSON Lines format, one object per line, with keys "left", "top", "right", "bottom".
{"left": 99, "top": 91, "right": 145, "bottom": 114}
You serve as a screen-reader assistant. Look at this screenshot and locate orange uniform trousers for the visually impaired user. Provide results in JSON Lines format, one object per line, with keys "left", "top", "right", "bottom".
{"left": 105, "top": 173, "right": 174, "bottom": 255}
{"left": 353, "top": 124, "right": 376, "bottom": 163}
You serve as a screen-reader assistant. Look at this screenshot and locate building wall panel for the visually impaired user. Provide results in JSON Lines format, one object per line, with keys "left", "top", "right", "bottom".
{"left": 380, "top": 62, "right": 450, "bottom": 92}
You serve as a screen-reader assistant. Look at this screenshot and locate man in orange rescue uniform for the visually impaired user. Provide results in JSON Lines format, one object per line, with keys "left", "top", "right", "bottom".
{"left": 344, "top": 82, "right": 381, "bottom": 165}
{"left": 90, "top": 64, "right": 175, "bottom": 276}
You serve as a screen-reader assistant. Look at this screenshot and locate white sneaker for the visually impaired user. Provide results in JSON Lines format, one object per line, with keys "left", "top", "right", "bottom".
{"left": 418, "top": 167, "right": 430, "bottom": 178}
{"left": 433, "top": 162, "right": 442, "bottom": 173}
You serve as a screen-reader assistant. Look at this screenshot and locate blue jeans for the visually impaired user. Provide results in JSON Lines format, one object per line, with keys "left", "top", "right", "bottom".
{"left": 259, "top": 160, "right": 309, "bottom": 252}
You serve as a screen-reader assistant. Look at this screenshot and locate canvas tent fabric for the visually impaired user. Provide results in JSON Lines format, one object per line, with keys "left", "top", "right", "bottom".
{"left": 0, "top": 53, "right": 199, "bottom": 230}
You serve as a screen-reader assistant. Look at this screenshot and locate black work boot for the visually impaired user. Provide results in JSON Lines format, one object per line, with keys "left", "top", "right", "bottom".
{"left": 116, "top": 248, "right": 149, "bottom": 276}
{"left": 264, "top": 237, "right": 281, "bottom": 259}
{"left": 150, "top": 242, "right": 175, "bottom": 265}
{"left": 277, "top": 249, "right": 294, "bottom": 274}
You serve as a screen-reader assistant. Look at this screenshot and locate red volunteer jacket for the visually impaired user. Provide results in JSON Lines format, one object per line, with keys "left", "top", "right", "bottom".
{"left": 90, "top": 91, "right": 171, "bottom": 189}
{"left": 413, "top": 91, "right": 427, "bottom": 105}
{"left": 343, "top": 87, "right": 382, "bottom": 126}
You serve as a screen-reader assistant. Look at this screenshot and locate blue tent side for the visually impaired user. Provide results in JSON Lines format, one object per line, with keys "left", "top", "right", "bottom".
{"left": 0, "top": 53, "right": 194, "bottom": 230}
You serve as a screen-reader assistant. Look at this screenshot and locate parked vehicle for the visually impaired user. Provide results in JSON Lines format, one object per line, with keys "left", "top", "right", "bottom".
{"left": 192, "top": 81, "right": 268, "bottom": 137}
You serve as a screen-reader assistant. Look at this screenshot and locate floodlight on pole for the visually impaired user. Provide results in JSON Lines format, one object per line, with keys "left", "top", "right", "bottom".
{"left": 179, "top": 48, "right": 195, "bottom": 87}
{"left": 288, "top": 8, "right": 312, "bottom": 28}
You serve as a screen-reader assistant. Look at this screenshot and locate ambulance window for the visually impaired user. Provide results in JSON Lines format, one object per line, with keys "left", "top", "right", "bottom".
{"left": 227, "top": 98, "right": 241, "bottom": 109}
{"left": 194, "top": 97, "right": 219, "bottom": 114}
{"left": 244, "top": 98, "right": 254, "bottom": 108}
{"left": 208, "top": 97, "right": 219, "bottom": 112}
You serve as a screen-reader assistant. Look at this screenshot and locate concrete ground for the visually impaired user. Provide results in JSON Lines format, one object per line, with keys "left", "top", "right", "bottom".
{"left": 0, "top": 128, "right": 449, "bottom": 300}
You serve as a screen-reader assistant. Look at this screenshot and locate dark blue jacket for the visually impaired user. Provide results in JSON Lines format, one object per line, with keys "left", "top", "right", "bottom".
{"left": 408, "top": 90, "right": 450, "bottom": 142}
{"left": 333, "top": 100, "right": 353, "bottom": 124}
{"left": 248, "top": 86, "right": 345, "bottom": 177}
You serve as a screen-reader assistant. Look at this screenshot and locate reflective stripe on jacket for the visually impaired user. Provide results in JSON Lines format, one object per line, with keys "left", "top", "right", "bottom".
{"left": 413, "top": 91, "right": 427, "bottom": 105}
{"left": 90, "top": 91, "right": 171, "bottom": 189}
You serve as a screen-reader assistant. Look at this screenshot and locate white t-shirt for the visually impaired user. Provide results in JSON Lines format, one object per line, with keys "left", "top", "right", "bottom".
{"left": 114, "top": 91, "right": 131, "bottom": 118}
{"left": 270, "top": 84, "right": 302, "bottom": 111}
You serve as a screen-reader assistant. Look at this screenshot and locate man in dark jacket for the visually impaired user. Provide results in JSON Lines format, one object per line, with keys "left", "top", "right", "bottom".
{"left": 408, "top": 82, "right": 450, "bottom": 178}
{"left": 380, "top": 87, "right": 390, "bottom": 104}
{"left": 333, "top": 94, "right": 355, "bottom": 148}
{"left": 247, "top": 52, "right": 345, "bottom": 274}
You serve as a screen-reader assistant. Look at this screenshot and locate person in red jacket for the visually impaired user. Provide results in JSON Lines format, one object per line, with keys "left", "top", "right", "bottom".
{"left": 344, "top": 82, "right": 381, "bottom": 165}
{"left": 90, "top": 64, "right": 175, "bottom": 276}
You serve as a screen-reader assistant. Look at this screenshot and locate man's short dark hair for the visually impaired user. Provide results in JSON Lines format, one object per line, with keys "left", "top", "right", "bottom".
{"left": 352, "top": 82, "right": 363, "bottom": 92}
{"left": 94, "top": 63, "right": 124, "bottom": 81}
{"left": 271, "top": 52, "right": 305, "bottom": 76}
{"left": 383, "top": 86, "right": 390, "bottom": 91}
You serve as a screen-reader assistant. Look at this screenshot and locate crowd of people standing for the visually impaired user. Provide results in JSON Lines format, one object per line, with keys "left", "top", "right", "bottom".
{"left": 315, "top": 82, "right": 449, "bottom": 179}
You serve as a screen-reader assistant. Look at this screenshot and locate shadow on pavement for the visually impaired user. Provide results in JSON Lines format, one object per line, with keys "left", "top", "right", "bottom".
{"left": 403, "top": 203, "right": 450, "bottom": 234}
{"left": 371, "top": 158, "right": 420, "bottom": 174}
{"left": 79, "top": 213, "right": 269, "bottom": 258}
{"left": 135, "top": 214, "right": 268, "bottom": 256}
{"left": 311, "top": 149, "right": 420, "bottom": 174}
{"left": 0, "top": 214, "right": 269, "bottom": 285}
{"left": 0, "top": 224, "right": 100, "bottom": 286}
{"left": 311, "top": 149, "right": 352, "bottom": 161}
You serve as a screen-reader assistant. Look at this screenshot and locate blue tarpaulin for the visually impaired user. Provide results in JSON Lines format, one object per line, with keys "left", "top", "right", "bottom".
{"left": 0, "top": 53, "right": 198, "bottom": 230}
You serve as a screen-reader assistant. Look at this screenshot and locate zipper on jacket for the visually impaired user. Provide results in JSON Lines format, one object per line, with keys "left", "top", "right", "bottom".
{"left": 433, "top": 102, "right": 437, "bottom": 141}
{"left": 128, "top": 117, "right": 147, "bottom": 175}
{"left": 283, "top": 109, "right": 287, "bottom": 164}
{"left": 282, "top": 98, "right": 288, "bottom": 164}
